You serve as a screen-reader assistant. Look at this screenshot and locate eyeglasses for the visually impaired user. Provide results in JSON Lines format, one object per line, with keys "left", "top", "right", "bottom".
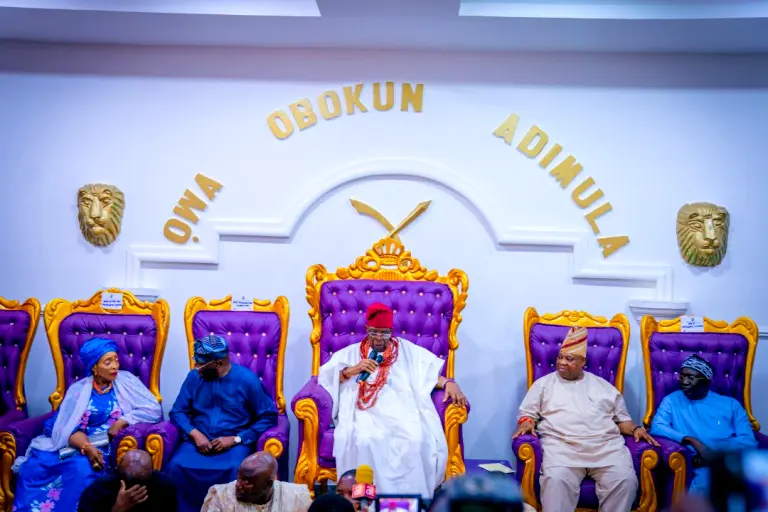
{"left": 366, "top": 329, "right": 392, "bottom": 340}
{"left": 679, "top": 373, "right": 704, "bottom": 384}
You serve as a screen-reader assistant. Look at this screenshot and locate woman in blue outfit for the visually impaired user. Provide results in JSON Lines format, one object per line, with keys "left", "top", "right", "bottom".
{"left": 12, "top": 338, "right": 162, "bottom": 512}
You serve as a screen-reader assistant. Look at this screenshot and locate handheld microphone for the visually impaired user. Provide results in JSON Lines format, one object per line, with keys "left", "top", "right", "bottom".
{"left": 351, "top": 464, "right": 376, "bottom": 511}
{"left": 356, "top": 350, "right": 384, "bottom": 383}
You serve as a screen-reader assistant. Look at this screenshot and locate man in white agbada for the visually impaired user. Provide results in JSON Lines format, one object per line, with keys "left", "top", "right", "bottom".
{"left": 514, "top": 326, "right": 660, "bottom": 512}
{"left": 318, "top": 302, "right": 467, "bottom": 498}
{"left": 201, "top": 451, "right": 312, "bottom": 512}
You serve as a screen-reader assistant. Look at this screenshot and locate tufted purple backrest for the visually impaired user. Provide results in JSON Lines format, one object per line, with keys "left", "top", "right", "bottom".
{"left": 191, "top": 310, "right": 281, "bottom": 404}
{"left": 648, "top": 331, "right": 749, "bottom": 411}
{"left": 319, "top": 279, "right": 453, "bottom": 373}
{"left": 58, "top": 313, "right": 157, "bottom": 390}
{"left": 0, "top": 309, "right": 31, "bottom": 414}
{"left": 528, "top": 323, "right": 625, "bottom": 388}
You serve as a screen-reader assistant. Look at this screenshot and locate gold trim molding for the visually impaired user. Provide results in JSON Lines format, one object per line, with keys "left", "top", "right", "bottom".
{"left": 44, "top": 289, "right": 170, "bottom": 410}
{"left": 184, "top": 294, "right": 290, "bottom": 414}
{"left": 523, "top": 307, "right": 630, "bottom": 393}
{"left": 0, "top": 297, "right": 41, "bottom": 412}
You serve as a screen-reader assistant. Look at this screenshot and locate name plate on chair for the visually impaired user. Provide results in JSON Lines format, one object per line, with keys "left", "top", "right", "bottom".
{"left": 681, "top": 316, "right": 705, "bottom": 332}
{"left": 101, "top": 292, "right": 124, "bottom": 311}
{"left": 231, "top": 294, "right": 253, "bottom": 312}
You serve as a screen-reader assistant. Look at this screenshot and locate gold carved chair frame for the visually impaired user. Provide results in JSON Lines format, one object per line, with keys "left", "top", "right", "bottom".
{"left": 640, "top": 314, "right": 759, "bottom": 504}
{"left": 0, "top": 297, "right": 41, "bottom": 512}
{"left": 293, "top": 237, "right": 469, "bottom": 488}
{"left": 520, "top": 308, "right": 658, "bottom": 512}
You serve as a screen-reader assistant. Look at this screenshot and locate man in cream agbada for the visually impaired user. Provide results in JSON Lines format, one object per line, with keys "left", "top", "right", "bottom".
{"left": 514, "top": 326, "right": 659, "bottom": 512}
{"left": 318, "top": 303, "right": 467, "bottom": 498}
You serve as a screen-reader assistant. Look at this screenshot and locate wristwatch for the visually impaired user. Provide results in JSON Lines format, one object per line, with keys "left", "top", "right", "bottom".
{"left": 234, "top": 436, "right": 242, "bottom": 444}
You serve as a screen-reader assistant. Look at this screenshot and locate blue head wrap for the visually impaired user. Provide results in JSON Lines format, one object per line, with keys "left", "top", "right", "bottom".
{"left": 681, "top": 355, "right": 714, "bottom": 381}
{"left": 81, "top": 338, "right": 119, "bottom": 373}
{"left": 194, "top": 335, "right": 229, "bottom": 364}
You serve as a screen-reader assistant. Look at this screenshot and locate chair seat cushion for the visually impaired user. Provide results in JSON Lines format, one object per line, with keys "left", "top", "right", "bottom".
{"left": 577, "top": 478, "right": 599, "bottom": 508}
{"left": 575, "top": 477, "right": 640, "bottom": 509}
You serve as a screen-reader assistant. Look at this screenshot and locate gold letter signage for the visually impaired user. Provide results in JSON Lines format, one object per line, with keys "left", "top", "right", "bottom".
{"left": 267, "top": 82, "right": 424, "bottom": 140}
{"left": 163, "top": 173, "right": 223, "bottom": 245}
{"left": 493, "top": 114, "right": 630, "bottom": 258}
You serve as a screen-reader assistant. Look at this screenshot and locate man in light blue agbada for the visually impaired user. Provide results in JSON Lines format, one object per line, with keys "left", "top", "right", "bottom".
{"left": 166, "top": 335, "right": 278, "bottom": 512}
{"left": 650, "top": 355, "right": 757, "bottom": 495}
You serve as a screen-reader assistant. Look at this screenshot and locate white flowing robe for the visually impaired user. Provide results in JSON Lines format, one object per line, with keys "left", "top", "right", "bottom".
{"left": 318, "top": 338, "right": 448, "bottom": 498}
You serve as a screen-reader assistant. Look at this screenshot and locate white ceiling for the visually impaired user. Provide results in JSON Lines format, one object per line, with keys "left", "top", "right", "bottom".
{"left": 0, "top": 0, "right": 767, "bottom": 52}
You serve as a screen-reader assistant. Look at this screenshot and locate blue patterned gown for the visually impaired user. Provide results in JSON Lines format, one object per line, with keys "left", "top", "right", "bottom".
{"left": 13, "top": 388, "right": 123, "bottom": 512}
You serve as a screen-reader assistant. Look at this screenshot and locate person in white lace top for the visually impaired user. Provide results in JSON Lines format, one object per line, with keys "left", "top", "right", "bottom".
{"left": 201, "top": 452, "right": 311, "bottom": 512}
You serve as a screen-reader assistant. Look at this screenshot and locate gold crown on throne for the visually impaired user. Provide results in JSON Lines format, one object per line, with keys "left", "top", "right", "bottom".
{"left": 338, "top": 237, "right": 437, "bottom": 281}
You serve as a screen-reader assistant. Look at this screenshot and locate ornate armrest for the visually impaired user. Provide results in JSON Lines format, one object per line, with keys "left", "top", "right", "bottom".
{"left": 0, "top": 410, "right": 26, "bottom": 431}
{"left": 113, "top": 422, "right": 156, "bottom": 465}
{"left": 291, "top": 378, "right": 334, "bottom": 437}
{"left": 1, "top": 412, "right": 54, "bottom": 460}
{"left": 622, "top": 436, "right": 660, "bottom": 512}
{"left": 622, "top": 435, "right": 661, "bottom": 474}
{"left": 0, "top": 412, "right": 54, "bottom": 511}
{"left": 431, "top": 389, "right": 470, "bottom": 479}
{"left": 653, "top": 436, "right": 692, "bottom": 507}
{"left": 511, "top": 434, "right": 542, "bottom": 510}
{"left": 257, "top": 413, "right": 290, "bottom": 459}
{"left": 430, "top": 389, "right": 471, "bottom": 429}
{"left": 755, "top": 431, "right": 768, "bottom": 449}
{"left": 144, "top": 420, "right": 180, "bottom": 471}
{"left": 291, "top": 378, "right": 334, "bottom": 488}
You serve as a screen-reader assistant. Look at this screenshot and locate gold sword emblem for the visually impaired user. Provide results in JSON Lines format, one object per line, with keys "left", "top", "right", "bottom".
{"left": 350, "top": 199, "right": 432, "bottom": 241}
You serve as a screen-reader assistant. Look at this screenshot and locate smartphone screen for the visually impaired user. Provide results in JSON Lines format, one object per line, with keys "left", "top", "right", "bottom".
{"left": 376, "top": 495, "right": 421, "bottom": 512}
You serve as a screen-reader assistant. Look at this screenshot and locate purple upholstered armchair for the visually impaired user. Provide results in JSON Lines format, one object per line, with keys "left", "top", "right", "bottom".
{"left": 512, "top": 308, "right": 660, "bottom": 512}
{"left": 292, "top": 238, "right": 470, "bottom": 491}
{"left": 143, "top": 295, "right": 290, "bottom": 477}
{"left": 640, "top": 314, "right": 764, "bottom": 509}
{"left": 0, "top": 289, "right": 169, "bottom": 512}
{"left": 0, "top": 297, "right": 41, "bottom": 510}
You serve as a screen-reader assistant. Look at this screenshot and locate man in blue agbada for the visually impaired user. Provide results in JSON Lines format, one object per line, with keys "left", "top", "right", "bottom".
{"left": 166, "top": 335, "right": 278, "bottom": 512}
{"left": 650, "top": 354, "right": 757, "bottom": 495}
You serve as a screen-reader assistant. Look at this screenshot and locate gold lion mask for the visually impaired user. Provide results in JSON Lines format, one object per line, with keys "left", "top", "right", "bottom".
{"left": 78, "top": 184, "right": 125, "bottom": 247}
{"left": 676, "top": 202, "right": 729, "bottom": 267}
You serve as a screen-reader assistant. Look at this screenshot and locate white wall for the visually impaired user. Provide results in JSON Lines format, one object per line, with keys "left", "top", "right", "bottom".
{"left": 1, "top": 43, "right": 767, "bottom": 475}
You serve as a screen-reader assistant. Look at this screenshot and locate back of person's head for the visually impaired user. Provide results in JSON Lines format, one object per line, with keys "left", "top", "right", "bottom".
{"left": 429, "top": 474, "right": 523, "bottom": 512}
{"left": 310, "top": 493, "right": 356, "bottom": 512}
{"left": 117, "top": 449, "right": 153, "bottom": 486}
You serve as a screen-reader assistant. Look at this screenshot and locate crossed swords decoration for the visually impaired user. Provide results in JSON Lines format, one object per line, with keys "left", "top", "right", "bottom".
{"left": 350, "top": 198, "right": 432, "bottom": 241}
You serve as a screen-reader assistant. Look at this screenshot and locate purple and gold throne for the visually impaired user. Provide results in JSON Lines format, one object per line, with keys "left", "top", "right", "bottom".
{"left": 143, "top": 294, "right": 290, "bottom": 477}
{"left": 291, "top": 238, "right": 470, "bottom": 491}
{"left": 0, "top": 296, "right": 41, "bottom": 510}
{"left": 640, "top": 314, "right": 765, "bottom": 508}
{"left": 0, "top": 289, "right": 169, "bottom": 512}
{"left": 512, "top": 308, "right": 660, "bottom": 512}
